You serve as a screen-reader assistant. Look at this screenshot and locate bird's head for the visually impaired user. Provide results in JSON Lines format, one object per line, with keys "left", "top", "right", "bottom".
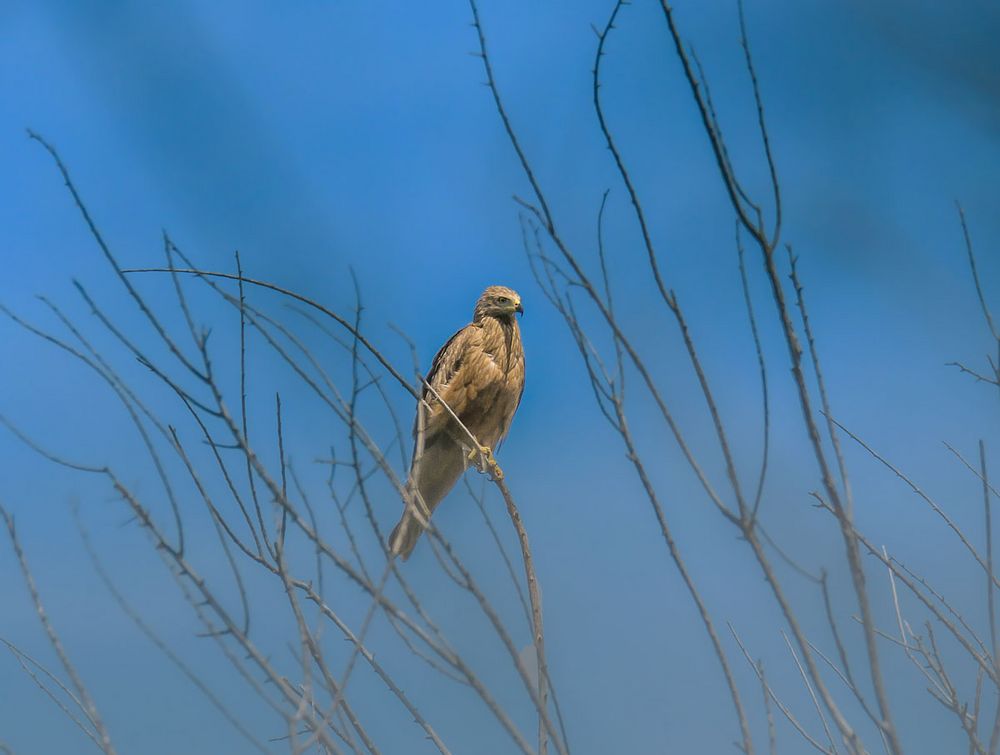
{"left": 474, "top": 285, "right": 523, "bottom": 322}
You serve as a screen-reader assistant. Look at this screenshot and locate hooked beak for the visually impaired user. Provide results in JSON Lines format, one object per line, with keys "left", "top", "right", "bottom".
{"left": 515, "top": 301, "right": 524, "bottom": 316}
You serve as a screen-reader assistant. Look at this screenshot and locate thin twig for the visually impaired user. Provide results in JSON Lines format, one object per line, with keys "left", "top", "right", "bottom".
{"left": 2, "top": 506, "right": 116, "bottom": 754}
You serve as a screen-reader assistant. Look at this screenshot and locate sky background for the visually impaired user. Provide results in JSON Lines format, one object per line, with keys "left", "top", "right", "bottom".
{"left": 2, "top": 1, "right": 1000, "bottom": 753}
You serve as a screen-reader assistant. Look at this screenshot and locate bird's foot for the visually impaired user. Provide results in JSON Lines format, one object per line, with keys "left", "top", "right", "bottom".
{"left": 468, "top": 444, "right": 503, "bottom": 481}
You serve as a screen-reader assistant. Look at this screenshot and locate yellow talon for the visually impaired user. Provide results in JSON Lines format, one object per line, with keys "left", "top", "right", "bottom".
{"left": 468, "top": 444, "right": 503, "bottom": 480}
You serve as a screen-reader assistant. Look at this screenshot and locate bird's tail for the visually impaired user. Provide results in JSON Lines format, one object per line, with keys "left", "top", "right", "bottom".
{"left": 388, "top": 437, "right": 466, "bottom": 560}
{"left": 388, "top": 509, "right": 424, "bottom": 561}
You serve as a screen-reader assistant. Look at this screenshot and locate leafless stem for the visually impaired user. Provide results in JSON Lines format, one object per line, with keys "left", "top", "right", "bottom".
{"left": 730, "top": 624, "right": 832, "bottom": 754}
{"left": 2, "top": 506, "right": 116, "bottom": 755}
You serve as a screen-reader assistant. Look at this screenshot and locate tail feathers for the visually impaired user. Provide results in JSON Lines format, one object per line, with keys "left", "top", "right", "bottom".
{"left": 388, "top": 510, "right": 424, "bottom": 560}
{"left": 389, "top": 437, "right": 466, "bottom": 560}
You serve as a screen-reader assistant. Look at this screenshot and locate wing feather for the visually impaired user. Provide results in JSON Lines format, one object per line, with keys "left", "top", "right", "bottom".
{"left": 417, "top": 324, "right": 481, "bottom": 442}
{"left": 496, "top": 330, "right": 525, "bottom": 445}
{"left": 424, "top": 326, "right": 469, "bottom": 397}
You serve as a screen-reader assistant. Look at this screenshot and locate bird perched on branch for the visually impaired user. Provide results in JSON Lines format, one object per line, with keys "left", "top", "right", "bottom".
{"left": 388, "top": 285, "right": 525, "bottom": 560}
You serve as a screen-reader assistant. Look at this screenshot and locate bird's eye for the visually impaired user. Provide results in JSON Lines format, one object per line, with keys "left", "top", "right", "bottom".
{"left": 497, "top": 296, "right": 509, "bottom": 304}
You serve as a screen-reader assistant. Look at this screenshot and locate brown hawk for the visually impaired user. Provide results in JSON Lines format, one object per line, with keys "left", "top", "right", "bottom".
{"left": 388, "top": 285, "right": 525, "bottom": 559}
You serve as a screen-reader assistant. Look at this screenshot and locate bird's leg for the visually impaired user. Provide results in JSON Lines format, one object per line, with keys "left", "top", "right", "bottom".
{"left": 467, "top": 443, "right": 503, "bottom": 481}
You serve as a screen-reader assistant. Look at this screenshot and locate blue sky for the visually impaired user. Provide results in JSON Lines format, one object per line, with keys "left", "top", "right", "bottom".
{"left": 2, "top": 1, "right": 1000, "bottom": 753}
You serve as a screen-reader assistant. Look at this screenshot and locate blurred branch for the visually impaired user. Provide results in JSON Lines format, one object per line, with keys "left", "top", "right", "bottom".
{"left": 730, "top": 624, "right": 833, "bottom": 754}
{"left": 2, "top": 506, "right": 116, "bottom": 755}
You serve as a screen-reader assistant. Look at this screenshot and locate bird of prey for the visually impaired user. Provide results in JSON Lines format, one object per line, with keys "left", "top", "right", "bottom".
{"left": 388, "top": 285, "right": 525, "bottom": 560}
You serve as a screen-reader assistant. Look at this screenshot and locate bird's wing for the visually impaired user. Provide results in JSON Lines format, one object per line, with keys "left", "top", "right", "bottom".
{"left": 415, "top": 324, "right": 485, "bottom": 441}
{"left": 423, "top": 325, "right": 473, "bottom": 401}
{"left": 497, "top": 333, "right": 525, "bottom": 445}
